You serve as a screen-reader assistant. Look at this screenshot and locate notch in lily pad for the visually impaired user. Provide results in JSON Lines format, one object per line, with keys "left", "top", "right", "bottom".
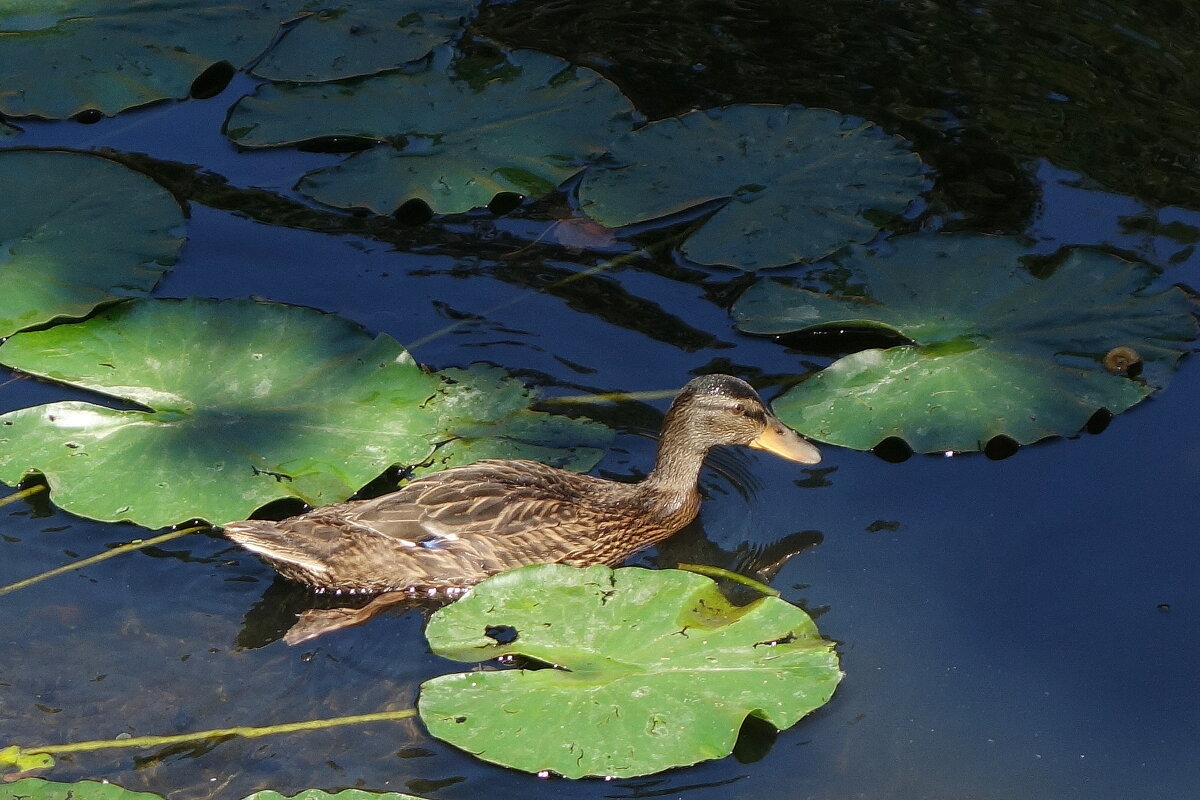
{"left": 418, "top": 564, "right": 841, "bottom": 778}
{"left": 0, "top": 1, "right": 290, "bottom": 118}
{"left": 732, "top": 234, "right": 1199, "bottom": 453}
{"left": 0, "top": 298, "right": 611, "bottom": 529}
{"left": 577, "top": 105, "right": 926, "bottom": 271}
{"left": 226, "top": 48, "right": 636, "bottom": 215}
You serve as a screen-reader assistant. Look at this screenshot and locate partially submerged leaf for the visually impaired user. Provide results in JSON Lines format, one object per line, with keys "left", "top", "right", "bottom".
{"left": 413, "top": 365, "right": 611, "bottom": 477}
{"left": 227, "top": 49, "right": 636, "bottom": 214}
{"left": 419, "top": 564, "right": 841, "bottom": 778}
{"left": 577, "top": 105, "right": 925, "bottom": 270}
{"left": 0, "top": 298, "right": 610, "bottom": 528}
{"left": 733, "top": 234, "right": 1199, "bottom": 451}
{"left": 0, "top": 745, "right": 54, "bottom": 775}
{"left": 253, "top": 0, "right": 476, "bottom": 82}
{"left": 0, "top": 0, "right": 296, "bottom": 118}
{"left": 0, "top": 150, "right": 184, "bottom": 338}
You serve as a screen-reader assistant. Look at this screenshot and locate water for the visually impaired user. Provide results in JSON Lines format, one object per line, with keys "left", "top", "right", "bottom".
{"left": 2, "top": 1, "right": 1199, "bottom": 798}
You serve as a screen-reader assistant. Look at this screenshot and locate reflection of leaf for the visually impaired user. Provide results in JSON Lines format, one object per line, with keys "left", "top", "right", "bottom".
{"left": 253, "top": 0, "right": 475, "bottom": 82}
{"left": 0, "top": 1, "right": 294, "bottom": 118}
{"left": 0, "top": 150, "right": 184, "bottom": 338}
{"left": 3, "top": 779, "right": 426, "bottom": 800}
{"left": 419, "top": 564, "right": 841, "bottom": 779}
{"left": 0, "top": 298, "right": 610, "bottom": 528}
{"left": 226, "top": 49, "right": 635, "bottom": 214}
{"left": 733, "top": 234, "right": 1199, "bottom": 452}
{"left": 578, "top": 105, "right": 925, "bottom": 270}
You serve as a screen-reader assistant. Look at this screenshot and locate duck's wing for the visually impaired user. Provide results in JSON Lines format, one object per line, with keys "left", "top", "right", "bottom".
{"left": 224, "top": 460, "right": 609, "bottom": 591}
{"left": 334, "top": 460, "right": 603, "bottom": 545}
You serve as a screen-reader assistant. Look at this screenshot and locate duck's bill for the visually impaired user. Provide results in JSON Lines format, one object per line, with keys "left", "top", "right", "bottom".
{"left": 750, "top": 419, "right": 822, "bottom": 464}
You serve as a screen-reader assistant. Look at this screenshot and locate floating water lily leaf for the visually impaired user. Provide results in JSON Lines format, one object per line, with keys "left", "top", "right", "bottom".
{"left": 0, "top": 150, "right": 184, "bottom": 338}
{"left": 733, "top": 234, "right": 1199, "bottom": 452}
{"left": 253, "top": 0, "right": 475, "bottom": 82}
{"left": 227, "top": 49, "right": 635, "bottom": 214}
{"left": 0, "top": 0, "right": 297, "bottom": 118}
{"left": 577, "top": 105, "right": 925, "bottom": 270}
{"left": 3, "top": 779, "right": 425, "bottom": 800}
{"left": 412, "top": 365, "right": 611, "bottom": 477}
{"left": 2, "top": 779, "right": 163, "bottom": 800}
{"left": 0, "top": 298, "right": 610, "bottom": 528}
{"left": 419, "top": 564, "right": 841, "bottom": 779}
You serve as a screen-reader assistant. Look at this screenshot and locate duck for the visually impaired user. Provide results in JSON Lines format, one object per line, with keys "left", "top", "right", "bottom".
{"left": 223, "top": 374, "right": 821, "bottom": 595}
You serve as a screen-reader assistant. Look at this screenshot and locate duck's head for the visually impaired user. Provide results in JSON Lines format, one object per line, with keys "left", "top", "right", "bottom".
{"left": 662, "top": 374, "right": 821, "bottom": 464}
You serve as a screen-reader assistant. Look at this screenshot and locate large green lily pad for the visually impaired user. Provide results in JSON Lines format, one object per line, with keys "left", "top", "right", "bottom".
{"left": 1, "top": 780, "right": 164, "bottom": 800}
{"left": 0, "top": 0, "right": 299, "bottom": 118}
{"left": 733, "top": 234, "right": 1199, "bottom": 452}
{"left": 419, "top": 564, "right": 841, "bottom": 778}
{"left": 226, "top": 49, "right": 636, "bottom": 214}
{"left": 0, "top": 149, "right": 184, "bottom": 338}
{"left": 253, "top": 0, "right": 475, "bottom": 82}
{"left": 577, "top": 105, "right": 925, "bottom": 270}
{"left": 3, "top": 780, "right": 425, "bottom": 800}
{"left": 0, "top": 298, "right": 610, "bottom": 528}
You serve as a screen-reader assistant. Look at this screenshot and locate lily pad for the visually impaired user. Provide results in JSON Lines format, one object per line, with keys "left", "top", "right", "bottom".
{"left": 419, "top": 564, "right": 841, "bottom": 778}
{"left": 733, "top": 234, "right": 1199, "bottom": 452}
{"left": 412, "top": 365, "right": 611, "bottom": 476}
{"left": 226, "top": 49, "right": 636, "bottom": 214}
{"left": 2, "top": 780, "right": 164, "bottom": 800}
{"left": 0, "top": 0, "right": 297, "bottom": 118}
{"left": 577, "top": 105, "right": 925, "bottom": 270}
{"left": 253, "top": 0, "right": 476, "bottom": 82}
{"left": 0, "top": 298, "right": 610, "bottom": 528}
{"left": 0, "top": 149, "right": 185, "bottom": 338}
{"left": 3, "top": 780, "right": 426, "bottom": 800}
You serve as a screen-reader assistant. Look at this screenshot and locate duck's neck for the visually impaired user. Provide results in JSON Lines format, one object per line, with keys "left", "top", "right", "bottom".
{"left": 638, "top": 427, "right": 709, "bottom": 499}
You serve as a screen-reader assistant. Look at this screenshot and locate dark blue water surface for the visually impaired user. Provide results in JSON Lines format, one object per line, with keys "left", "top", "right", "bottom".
{"left": 3, "top": 2, "right": 1199, "bottom": 799}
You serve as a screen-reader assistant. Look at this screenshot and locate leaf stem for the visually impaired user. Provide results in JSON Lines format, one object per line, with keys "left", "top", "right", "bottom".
{"left": 0, "top": 525, "right": 208, "bottom": 597}
{"left": 0, "top": 484, "right": 47, "bottom": 509}
{"left": 21, "top": 709, "right": 417, "bottom": 757}
{"left": 406, "top": 253, "right": 642, "bottom": 351}
{"left": 674, "top": 563, "right": 782, "bottom": 597}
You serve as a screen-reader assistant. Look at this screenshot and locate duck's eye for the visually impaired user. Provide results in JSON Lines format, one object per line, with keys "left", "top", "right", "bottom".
{"left": 732, "top": 402, "right": 746, "bottom": 415}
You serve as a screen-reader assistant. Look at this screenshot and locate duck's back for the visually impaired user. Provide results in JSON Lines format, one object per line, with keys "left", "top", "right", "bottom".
{"left": 223, "top": 459, "right": 656, "bottom": 593}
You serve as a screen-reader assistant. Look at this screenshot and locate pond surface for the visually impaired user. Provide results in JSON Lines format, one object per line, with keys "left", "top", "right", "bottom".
{"left": 2, "top": 1, "right": 1199, "bottom": 799}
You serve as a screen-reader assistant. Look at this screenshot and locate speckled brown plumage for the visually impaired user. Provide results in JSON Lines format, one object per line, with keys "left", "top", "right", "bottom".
{"left": 223, "top": 374, "right": 821, "bottom": 594}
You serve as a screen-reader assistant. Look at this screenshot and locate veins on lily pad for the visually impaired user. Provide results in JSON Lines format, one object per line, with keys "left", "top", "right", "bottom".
{"left": 733, "top": 234, "right": 1198, "bottom": 452}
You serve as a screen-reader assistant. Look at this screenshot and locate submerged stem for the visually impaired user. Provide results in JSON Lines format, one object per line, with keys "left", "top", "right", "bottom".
{"left": 675, "top": 563, "right": 782, "bottom": 597}
{"left": 406, "top": 253, "right": 640, "bottom": 351}
{"left": 23, "top": 709, "right": 417, "bottom": 757}
{"left": 0, "top": 525, "right": 208, "bottom": 597}
{"left": 0, "top": 484, "right": 47, "bottom": 509}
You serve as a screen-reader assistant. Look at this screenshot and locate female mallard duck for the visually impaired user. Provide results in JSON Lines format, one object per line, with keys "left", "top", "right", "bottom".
{"left": 223, "top": 374, "right": 820, "bottom": 595}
